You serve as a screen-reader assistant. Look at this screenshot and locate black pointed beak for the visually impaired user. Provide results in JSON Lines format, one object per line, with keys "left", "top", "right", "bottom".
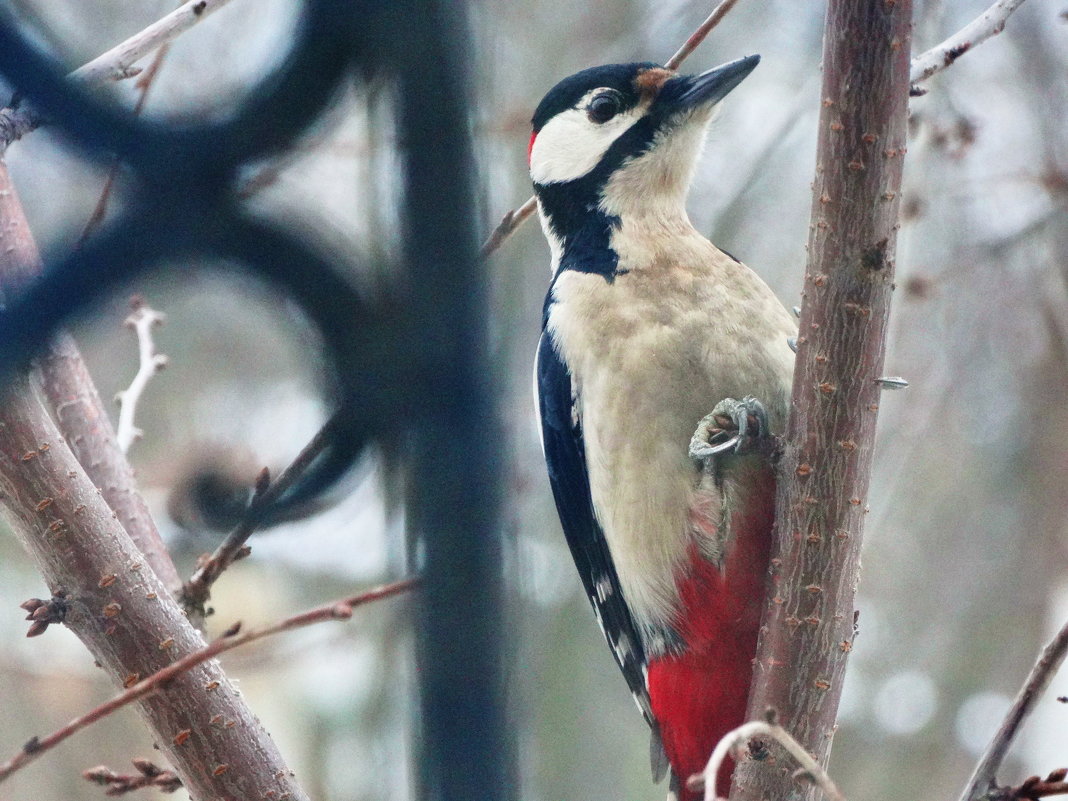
{"left": 673, "top": 54, "right": 760, "bottom": 110}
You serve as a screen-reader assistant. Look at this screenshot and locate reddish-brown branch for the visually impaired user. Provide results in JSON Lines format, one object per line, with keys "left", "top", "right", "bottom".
{"left": 959, "top": 619, "right": 1068, "bottom": 801}
{"left": 0, "top": 158, "right": 179, "bottom": 593}
{"left": 731, "top": 2, "right": 912, "bottom": 799}
{"left": 180, "top": 412, "right": 342, "bottom": 615}
{"left": 665, "top": 0, "right": 743, "bottom": 71}
{"left": 479, "top": 0, "right": 743, "bottom": 259}
{"left": 0, "top": 577, "right": 416, "bottom": 784}
{"left": 0, "top": 169, "right": 307, "bottom": 801}
{"left": 1007, "top": 770, "right": 1068, "bottom": 801}
{"left": 38, "top": 333, "right": 181, "bottom": 591}
{"left": 691, "top": 716, "right": 847, "bottom": 801}
{"left": 77, "top": 41, "right": 172, "bottom": 246}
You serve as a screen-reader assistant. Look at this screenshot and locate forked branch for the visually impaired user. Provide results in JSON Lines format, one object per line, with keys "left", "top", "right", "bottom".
{"left": 115, "top": 297, "right": 168, "bottom": 454}
{"left": 180, "top": 413, "right": 342, "bottom": 616}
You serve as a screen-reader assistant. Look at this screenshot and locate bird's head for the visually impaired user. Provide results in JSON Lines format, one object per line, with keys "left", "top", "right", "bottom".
{"left": 529, "top": 55, "right": 759, "bottom": 231}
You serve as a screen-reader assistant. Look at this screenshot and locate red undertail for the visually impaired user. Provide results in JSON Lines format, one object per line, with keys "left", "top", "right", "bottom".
{"left": 647, "top": 464, "right": 775, "bottom": 800}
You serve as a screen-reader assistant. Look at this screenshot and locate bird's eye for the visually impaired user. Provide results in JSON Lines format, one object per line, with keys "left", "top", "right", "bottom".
{"left": 587, "top": 92, "right": 621, "bottom": 124}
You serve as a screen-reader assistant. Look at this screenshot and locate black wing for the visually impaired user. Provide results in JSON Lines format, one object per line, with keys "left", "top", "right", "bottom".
{"left": 535, "top": 330, "right": 654, "bottom": 726}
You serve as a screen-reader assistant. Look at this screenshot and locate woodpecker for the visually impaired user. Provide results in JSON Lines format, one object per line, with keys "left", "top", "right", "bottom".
{"left": 530, "top": 56, "right": 796, "bottom": 799}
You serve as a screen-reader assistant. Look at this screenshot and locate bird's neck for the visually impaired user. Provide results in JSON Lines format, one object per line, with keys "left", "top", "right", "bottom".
{"left": 535, "top": 182, "right": 691, "bottom": 279}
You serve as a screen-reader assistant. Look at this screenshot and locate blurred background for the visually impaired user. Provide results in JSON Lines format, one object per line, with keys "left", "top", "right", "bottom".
{"left": 0, "top": 1, "right": 1066, "bottom": 799}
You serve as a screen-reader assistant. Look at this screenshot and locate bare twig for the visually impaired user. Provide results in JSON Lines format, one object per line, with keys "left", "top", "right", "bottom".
{"left": 0, "top": 0, "right": 236, "bottom": 149}
{"left": 70, "top": 0, "right": 236, "bottom": 84}
{"left": 959, "top": 618, "right": 1068, "bottom": 801}
{"left": 689, "top": 718, "right": 846, "bottom": 801}
{"left": 180, "top": 412, "right": 342, "bottom": 614}
{"left": 910, "top": 0, "right": 1029, "bottom": 88}
{"left": 41, "top": 334, "right": 181, "bottom": 590}
{"left": 84, "top": 760, "right": 183, "bottom": 796}
{"left": 1006, "top": 770, "right": 1068, "bottom": 801}
{"left": 479, "top": 197, "right": 537, "bottom": 259}
{"left": 479, "top": 0, "right": 743, "bottom": 259}
{"left": 0, "top": 577, "right": 417, "bottom": 784}
{"left": 665, "top": 0, "right": 743, "bottom": 70}
{"left": 115, "top": 297, "right": 168, "bottom": 454}
{"left": 77, "top": 42, "right": 173, "bottom": 245}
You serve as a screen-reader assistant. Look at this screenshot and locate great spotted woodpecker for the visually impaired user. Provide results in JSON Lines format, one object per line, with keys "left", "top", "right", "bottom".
{"left": 530, "top": 56, "right": 797, "bottom": 799}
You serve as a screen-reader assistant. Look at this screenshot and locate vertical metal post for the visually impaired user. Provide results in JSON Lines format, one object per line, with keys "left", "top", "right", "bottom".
{"left": 0, "top": 2, "right": 516, "bottom": 797}
{"left": 393, "top": 2, "right": 514, "bottom": 800}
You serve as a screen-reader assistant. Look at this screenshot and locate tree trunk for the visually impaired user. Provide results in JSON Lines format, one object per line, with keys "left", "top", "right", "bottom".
{"left": 732, "top": 2, "right": 912, "bottom": 799}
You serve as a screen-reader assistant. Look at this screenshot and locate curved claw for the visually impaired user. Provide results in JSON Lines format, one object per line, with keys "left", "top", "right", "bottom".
{"left": 689, "top": 396, "right": 770, "bottom": 463}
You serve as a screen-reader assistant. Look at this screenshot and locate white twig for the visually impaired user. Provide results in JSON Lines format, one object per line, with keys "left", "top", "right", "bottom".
{"left": 693, "top": 720, "right": 847, "bottom": 801}
{"left": 0, "top": 0, "right": 238, "bottom": 148}
{"left": 71, "top": 0, "right": 237, "bottom": 84}
{"left": 910, "top": 0, "right": 1029, "bottom": 87}
{"left": 115, "top": 298, "right": 168, "bottom": 453}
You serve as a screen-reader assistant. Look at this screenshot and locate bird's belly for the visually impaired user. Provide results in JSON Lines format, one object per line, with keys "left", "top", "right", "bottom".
{"left": 546, "top": 265, "right": 789, "bottom": 635}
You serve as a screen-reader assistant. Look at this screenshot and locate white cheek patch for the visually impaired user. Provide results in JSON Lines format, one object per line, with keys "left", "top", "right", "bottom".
{"left": 529, "top": 99, "right": 641, "bottom": 185}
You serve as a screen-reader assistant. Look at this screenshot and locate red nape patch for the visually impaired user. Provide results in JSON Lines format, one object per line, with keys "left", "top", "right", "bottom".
{"left": 527, "top": 131, "right": 537, "bottom": 166}
{"left": 648, "top": 465, "right": 777, "bottom": 800}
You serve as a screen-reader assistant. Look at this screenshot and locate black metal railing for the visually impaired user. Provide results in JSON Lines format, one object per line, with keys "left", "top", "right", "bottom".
{"left": 0, "top": 2, "right": 512, "bottom": 799}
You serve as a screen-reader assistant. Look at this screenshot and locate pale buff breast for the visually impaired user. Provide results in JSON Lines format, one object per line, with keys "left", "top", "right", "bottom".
{"left": 546, "top": 228, "right": 795, "bottom": 634}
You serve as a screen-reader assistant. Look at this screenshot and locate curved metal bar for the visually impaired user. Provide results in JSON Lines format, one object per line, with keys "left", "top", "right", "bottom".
{"left": 0, "top": 0, "right": 354, "bottom": 173}
{"left": 0, "top": 200, "right": 383, "bottom": 516}
{"left": 0, "top": 2, "right": 515, "bottom": 797}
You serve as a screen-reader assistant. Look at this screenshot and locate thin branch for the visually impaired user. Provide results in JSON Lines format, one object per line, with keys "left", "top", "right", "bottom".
{"left": 665, "top": 0, "right": 743, "bottom": 70}
{"left": 76, "top": 41, "right": 173, "bottom": 246}
{"left": 479, "top": 196, "right": 537, "bottom": 259}
{"left": 959, "top": 618, "right": 1068, "bottom": 801}
{"left": 910, "top": 0, "right": 1029, "bottom": 88}
{"left": 479, "top": 0, "right": 743, "bottom": 259}
{"left": 115, "top": 297, "right": 168, "bottom": 454}
{"left": 70, "top": 0, "right": 236, "bottom": 84}
{"left": 0, "top": 577, "right": 417, "bottom": 784}
{"left": 0, "top": 0, "right": 236, "bottom": 149}
{"left": 690, "top": 718, "right": 846, "bottom": 801}
{"left": 1006, "top": 770, "right": 1068, "bottom": 801}
{"left": 84, "top": 760, "right": 182, "bottom": 796}
{"left": 180, "top": 412, "right": 342, "bottom": 614}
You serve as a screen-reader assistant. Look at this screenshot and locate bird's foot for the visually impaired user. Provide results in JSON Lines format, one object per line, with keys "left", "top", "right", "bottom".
{"left": 689, "top": 396, "right": 770, "bottom": 461}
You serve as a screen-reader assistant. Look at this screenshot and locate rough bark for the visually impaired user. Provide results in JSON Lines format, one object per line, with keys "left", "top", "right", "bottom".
{"left": 732, "top": 3, "right": 912, "bottom": 800}
{"left": 38, "top": 332, "right": 181, "bottom": 592}
{"left": 0, "top": 159, "right": 176, "bottom": 594}
{"left": 0, "top": 159, "right": 308, "bottom": 801}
